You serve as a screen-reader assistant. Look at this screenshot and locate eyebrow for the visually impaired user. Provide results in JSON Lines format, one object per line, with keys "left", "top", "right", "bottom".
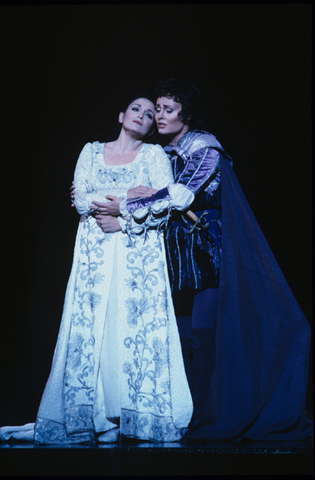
{"left": 133, "top": 103, "right": 154, "bottom": 114}
{"left": 155, "top": 102, "right": 173, "bottom": 108}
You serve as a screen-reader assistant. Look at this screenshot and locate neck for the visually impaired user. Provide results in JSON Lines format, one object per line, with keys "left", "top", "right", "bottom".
{"left": 113, "top": 129, "right": 143, "bottom": 153}
{"left": 168, "top": 125, "right": 190, "bottom": 146}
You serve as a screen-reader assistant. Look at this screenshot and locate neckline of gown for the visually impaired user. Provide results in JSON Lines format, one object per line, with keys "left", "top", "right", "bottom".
{"left": 102, "top": 142, "right": 146, "bottom": 167}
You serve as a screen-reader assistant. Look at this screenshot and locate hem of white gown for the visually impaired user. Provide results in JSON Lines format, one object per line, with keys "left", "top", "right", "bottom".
{"left": 120, "top": 408, "right": 186, "bottom": 442}
{"left": 1, "top": 419, "right": 188, "bottom": 445}
{"left": 34, "top": 416, "right": 95, "bottom": 444}
{"left": 33, "top": 415, "right": 187, "bottom": 444}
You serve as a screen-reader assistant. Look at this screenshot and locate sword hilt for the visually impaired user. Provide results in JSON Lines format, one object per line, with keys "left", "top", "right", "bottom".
{"left": 186, "top": 210, "right": 209, "bottom": 234}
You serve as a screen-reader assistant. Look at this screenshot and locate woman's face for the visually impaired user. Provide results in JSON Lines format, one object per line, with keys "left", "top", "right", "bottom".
{"left": 119, "top": 98, "right": 155, "bottom": 138}
{"left": 155, "top": 96, "right": 189, "bottom": 139}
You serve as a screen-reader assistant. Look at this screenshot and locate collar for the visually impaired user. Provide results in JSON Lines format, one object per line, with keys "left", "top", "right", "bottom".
{"left": 164, "top": 130, "right": 194, "bottom": 154}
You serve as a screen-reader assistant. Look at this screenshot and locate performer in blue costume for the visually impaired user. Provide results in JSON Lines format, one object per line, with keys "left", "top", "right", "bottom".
{"left": 95, "top": 78, "right": 312, "bottom": 442}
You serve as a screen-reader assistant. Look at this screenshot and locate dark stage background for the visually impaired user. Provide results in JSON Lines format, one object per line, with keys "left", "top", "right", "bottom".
{"left": 0, "top": 5, "right": 312, "bottom": 426}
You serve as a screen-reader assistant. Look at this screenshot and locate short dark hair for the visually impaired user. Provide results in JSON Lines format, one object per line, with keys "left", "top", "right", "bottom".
{"left": 155, "top": 78, "right": 208, "bottom": 131}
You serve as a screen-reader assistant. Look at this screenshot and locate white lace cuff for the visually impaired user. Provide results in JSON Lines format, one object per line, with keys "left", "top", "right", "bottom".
{"left": 117, "top": 216, "right": 128, "bottom": 233}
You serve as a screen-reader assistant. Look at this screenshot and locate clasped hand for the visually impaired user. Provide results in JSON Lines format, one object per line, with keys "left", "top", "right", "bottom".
{"left": 90, "top": 198, "right": 122, "bottom": 233}
{"left": 92, "top": 195, "right": 122, "bottom": 216}
{"left": 94, "top": 214, "right": 121, "bottom": 233}
{"left": 70, "top": 182, "right": 158, "bottom": 216}
{"left": 91, "top": 185, "right": 158, "bottom": 216}
{"left": 70, "top": 182, "right": 158, "bottom": 234}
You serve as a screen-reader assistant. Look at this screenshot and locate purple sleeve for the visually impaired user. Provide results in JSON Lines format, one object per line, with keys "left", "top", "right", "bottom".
{"left": 175, "top": 147, "right": 220, "bottom": 194}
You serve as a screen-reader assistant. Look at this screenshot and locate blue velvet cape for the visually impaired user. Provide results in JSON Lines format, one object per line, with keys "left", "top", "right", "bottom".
{"left": 187, "top": 152, "right": 312, "bottom": 441}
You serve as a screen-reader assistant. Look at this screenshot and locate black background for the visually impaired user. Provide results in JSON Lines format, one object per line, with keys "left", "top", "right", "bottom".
{"left": 0, "top": 5, "right": 312, "bottom": 425}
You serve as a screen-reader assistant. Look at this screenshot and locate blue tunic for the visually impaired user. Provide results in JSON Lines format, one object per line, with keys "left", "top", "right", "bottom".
{"left": 163, "top": 130, "right": 230, "bottom": 292}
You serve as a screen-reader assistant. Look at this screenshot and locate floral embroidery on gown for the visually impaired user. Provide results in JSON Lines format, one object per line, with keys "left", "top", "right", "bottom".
{"left": 31, "top": 142, "right": 193, "bottom": 444}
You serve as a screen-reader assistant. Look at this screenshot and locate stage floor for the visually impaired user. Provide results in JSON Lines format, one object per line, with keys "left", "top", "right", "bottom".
{"left": 0, "top": 436, "right": 313, "bottom": 476}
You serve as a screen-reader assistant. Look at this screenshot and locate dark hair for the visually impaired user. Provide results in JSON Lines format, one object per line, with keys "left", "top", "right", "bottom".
{"left": 119, "top": 92, "right": 155, "bottom": 114}
{"left": 105, "top": 92, "right": 157, "bottom": 143}
{"left": 155, "top": 78, "right": 208, "bottom": 131}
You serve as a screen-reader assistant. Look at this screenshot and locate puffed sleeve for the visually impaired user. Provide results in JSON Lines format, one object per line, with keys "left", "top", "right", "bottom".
{"left": 147, "top": 144, "right": 174, "bottom": 189}
{"left": 174, "top": 147, "right": 220, "bottom": 195}
{"left": 73, "top": 143, "right": 94, "bottom": 216}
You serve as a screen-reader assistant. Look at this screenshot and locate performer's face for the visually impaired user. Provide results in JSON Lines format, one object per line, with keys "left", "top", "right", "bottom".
{"left": 155, "top": 96, "right": 190, "bottom": 140}
{"left": 119, "top": 98, "right": 155, "bottom": 138}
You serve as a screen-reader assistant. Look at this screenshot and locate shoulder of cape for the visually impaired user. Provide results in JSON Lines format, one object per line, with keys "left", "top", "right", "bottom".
{"left": 182, "top": 130, "right": 223, "bottom": 154}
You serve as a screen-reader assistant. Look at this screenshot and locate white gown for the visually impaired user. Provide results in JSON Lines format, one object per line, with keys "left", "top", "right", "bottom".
{"left": 0, "top": 141, "right": 193, "bottom": 444}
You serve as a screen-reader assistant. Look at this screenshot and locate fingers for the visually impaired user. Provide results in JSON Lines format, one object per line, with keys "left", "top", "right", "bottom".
{"left": 129, "top": 186, "right": 158, "bottom": 195}
{"left": 95, "top": 216, "right": 114, "bottom": 233}
{"left": 105, "top": 195, "right": 119, "bottom": 201}
{"left": 92, "top": 204, "right": 120, "bottom": 216}
{"left": 95, "top": 214, "right": 113, "bottom": 221}
{"left": 92, "top": 200, "right": 112, "bottom": 207}
{"left": 91, "top": 202, "right": 110, "bottom": 214}
{"left": 146, "top": 189, "right": 158, "bottom": 197}
{"left": 95, "top": 216, "right": 105, "bottom": 229}
{"left": 95, "top": 209, "right": 110, "bottom": 215}
{"left": 141, "top": 188, "right": 158, "bottom": 196}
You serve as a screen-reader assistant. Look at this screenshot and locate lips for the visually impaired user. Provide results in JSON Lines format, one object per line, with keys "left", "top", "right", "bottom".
{"left": 133, "top": 120, "right": 142, "bottom": 126}
{"left": 158, "top": 123, "right": 166, "bottom": 127}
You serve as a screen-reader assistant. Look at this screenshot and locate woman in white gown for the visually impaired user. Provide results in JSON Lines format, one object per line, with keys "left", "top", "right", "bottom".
{"left": 0, "top": 95, "right": 193, "bottom": 444}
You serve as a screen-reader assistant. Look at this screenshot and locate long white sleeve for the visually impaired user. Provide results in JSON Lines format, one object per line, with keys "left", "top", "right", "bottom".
{"left": 146, "top": 144, "right": 174, "bottom": 190}
{"left": 73, "top": 143, "right": 94, "bottom": 215}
